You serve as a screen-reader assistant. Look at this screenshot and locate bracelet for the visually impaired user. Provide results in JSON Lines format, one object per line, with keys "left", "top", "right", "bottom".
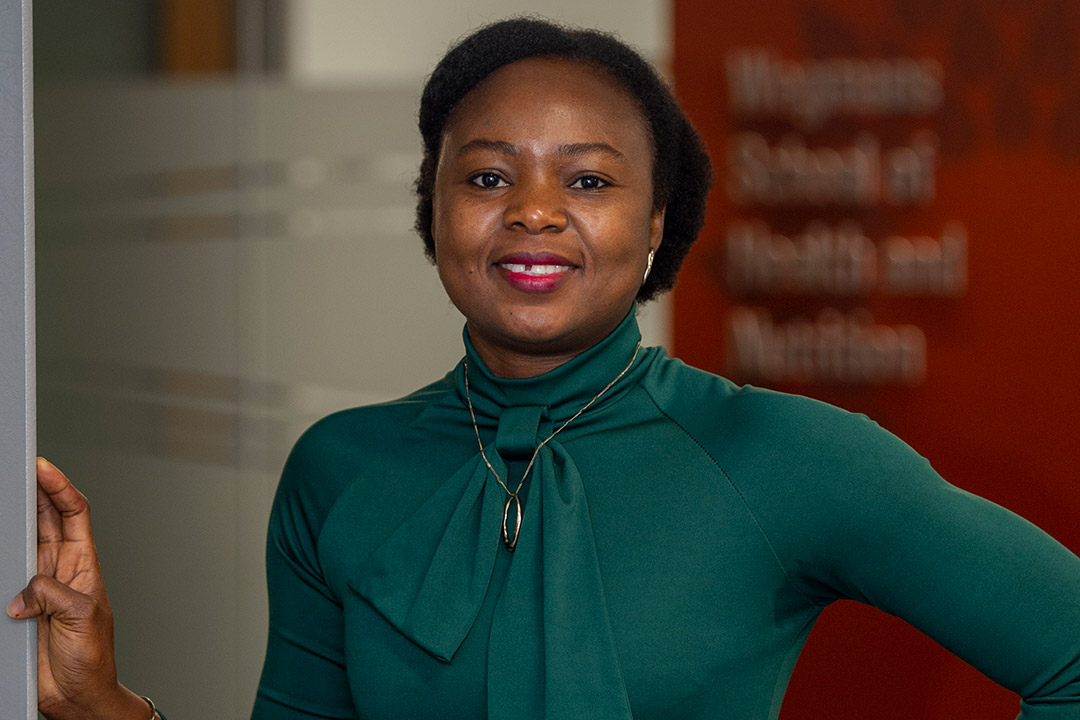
{"left": 138, "top": 695, "right": 159, "bottom": 720}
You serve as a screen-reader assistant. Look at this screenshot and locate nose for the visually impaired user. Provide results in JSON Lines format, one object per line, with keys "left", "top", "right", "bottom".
{"left": 503, "top": 179, "right": 568, "bottom": 234}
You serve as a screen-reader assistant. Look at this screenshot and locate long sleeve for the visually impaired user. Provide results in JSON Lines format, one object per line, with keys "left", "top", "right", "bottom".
{"left": 251, "top": 417, "right": 362, "bottom": 720}
{"left": 719, "top": 390, "right": 1080, "bottom": 716}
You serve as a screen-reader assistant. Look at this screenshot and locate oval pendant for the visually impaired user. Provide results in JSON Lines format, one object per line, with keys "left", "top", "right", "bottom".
{"left": 502, "top": 493, "right": 522, "bottom": 552}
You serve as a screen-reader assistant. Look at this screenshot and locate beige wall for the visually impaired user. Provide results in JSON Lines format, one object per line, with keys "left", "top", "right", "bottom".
{"left": 287, "top": 0, "right": 670, "bottom": 84}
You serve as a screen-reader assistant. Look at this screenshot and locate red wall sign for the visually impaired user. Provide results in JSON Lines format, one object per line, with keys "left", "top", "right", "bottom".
{"left": 672, "top": 1, "right": 1080, "bottom": 717}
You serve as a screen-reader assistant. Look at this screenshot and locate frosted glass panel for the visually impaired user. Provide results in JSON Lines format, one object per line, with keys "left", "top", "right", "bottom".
{"left": 35, "top": 79, "right": 463, "bottom": 718}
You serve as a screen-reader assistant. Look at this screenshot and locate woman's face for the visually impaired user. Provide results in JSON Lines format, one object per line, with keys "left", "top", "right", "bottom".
{"left": 432, "top": 57, "right": 664, "bottom": 377}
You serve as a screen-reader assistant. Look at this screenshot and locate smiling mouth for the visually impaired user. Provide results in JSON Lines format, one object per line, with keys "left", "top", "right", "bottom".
{"left": 497, "top": 263, "right": 573, "bottom": 276}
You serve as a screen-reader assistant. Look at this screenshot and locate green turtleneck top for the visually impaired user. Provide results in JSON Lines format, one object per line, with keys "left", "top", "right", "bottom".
{"left": 252, "top": 311, "right": 1080, "bottom": 719}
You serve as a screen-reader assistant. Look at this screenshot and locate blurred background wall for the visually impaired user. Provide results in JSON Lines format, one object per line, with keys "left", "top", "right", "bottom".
{"left": 32, "top": 1, "right": 1080, "bottom": 719}
{"left": 672, "top": 2, "right": 1080, "bottom": 718}
{"left": 33, "top": 2, "right": 668, "bottom": 718}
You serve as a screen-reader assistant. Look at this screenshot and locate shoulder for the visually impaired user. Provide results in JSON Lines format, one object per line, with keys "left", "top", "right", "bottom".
{"left": 274, "top": 373, "right": 456, "bottom": 520}
{"left": 293, "top": 375, "right": 452, "bottom": 460}
{"left": 643, "top": 357, "right": 954, "bottom": 600}
{"left": 641, "top": 354, "right": 935, "bottom": 494}
{"left": 644, "top": 355, "right": 881, "bottom": 448}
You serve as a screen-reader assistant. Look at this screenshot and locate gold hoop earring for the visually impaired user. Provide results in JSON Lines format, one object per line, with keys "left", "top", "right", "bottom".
{"left": 642, "top": 249, "right": 656, "bottom": 285}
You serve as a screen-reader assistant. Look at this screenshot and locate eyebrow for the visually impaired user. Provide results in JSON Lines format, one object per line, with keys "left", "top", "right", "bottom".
{"left": 455, "top": 139, "right": 518, "bottom": 157}
{"left": 453, "top": 138, "right": 626, "bottom": 161}
{"left": 558, "top": 142, "right": 626, "bottom": 161}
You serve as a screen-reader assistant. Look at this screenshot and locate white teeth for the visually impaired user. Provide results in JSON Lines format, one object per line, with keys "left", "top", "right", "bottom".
{"left": 500, "top": 263, "right": 571, "bottom": 276}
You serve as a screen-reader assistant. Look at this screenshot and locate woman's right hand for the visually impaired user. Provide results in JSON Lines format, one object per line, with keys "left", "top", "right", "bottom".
{"left": 6, "top": 458, "right": 154, "bottom": 720}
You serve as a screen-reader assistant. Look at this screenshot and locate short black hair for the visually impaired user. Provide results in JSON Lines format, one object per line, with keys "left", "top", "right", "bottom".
{"left": 414, "top": 17, "right": 713, "bottom": 302}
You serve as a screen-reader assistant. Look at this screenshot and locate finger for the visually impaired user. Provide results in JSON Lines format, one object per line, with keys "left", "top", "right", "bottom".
{"left": 6, "top": 574, "right": 100, "bottom": 622}
{"left": 36, "top": 458, "right": 94, "bottom": 544}
{"left": 37, "top": 480, "right": 63, "bottom": 544}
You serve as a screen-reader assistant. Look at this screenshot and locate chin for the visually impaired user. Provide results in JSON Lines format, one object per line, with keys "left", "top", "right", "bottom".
{"left": 465, "top": 295, "right": 630, "bottom": 358}
{"left": 501, "top": 321, "right": 574, "bottom": 349}
{"left": 480, "top": 308, "right": 576, "bottom": 348}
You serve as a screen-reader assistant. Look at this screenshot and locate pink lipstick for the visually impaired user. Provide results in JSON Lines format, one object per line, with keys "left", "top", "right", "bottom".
{"left": 495, "top": 252, "right": 577, "bottom": 293}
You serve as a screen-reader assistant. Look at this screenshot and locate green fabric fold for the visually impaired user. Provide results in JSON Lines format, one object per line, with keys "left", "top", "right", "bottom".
{"left": 352, "top": 309, "right": 643, "bottom": 719}
{"left": 350, "top": 452, "right": 505, "bottom": 662}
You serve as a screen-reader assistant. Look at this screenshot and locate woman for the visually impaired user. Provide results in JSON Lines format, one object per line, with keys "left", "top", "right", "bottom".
{"left": 10, "top": 18, "right": 1080, "bottom": 720}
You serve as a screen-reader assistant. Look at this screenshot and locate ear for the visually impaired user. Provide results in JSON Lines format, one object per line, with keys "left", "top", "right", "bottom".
{"left": 649, "top": 205, "right": 666, "bottom": 251}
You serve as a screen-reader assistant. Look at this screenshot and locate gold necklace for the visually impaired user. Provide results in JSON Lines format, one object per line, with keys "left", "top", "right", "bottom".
{"left": 463, "top": 342, "right": 642, "bottom": 551}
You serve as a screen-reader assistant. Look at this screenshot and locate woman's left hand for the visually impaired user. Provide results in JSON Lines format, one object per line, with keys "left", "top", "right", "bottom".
{"left": 6, "top": 458, "right": 150, "bottom": 720}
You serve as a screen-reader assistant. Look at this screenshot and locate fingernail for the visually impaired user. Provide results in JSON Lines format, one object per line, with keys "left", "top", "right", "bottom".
{"left": 6, "top": 595, "right": 24, "bottom": 619}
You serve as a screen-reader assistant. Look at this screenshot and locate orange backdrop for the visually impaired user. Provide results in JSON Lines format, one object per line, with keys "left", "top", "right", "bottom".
{"left": 672, "top": 1, "right": 1080, "bottom": 717}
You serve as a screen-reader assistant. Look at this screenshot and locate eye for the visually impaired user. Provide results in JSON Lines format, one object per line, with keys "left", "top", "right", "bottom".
{"left": 470, "top": 172, "right": 509, "bottom": 189}
{"left": 570, "top": 175, "right": 608, "bottom": 190}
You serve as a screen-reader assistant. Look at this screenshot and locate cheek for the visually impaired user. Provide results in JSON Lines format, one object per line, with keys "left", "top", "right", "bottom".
{"left": 433, "top": 193, "right": 491, "bottom": 256}
{"left": 592, "top": 208, "right": 655, "bottom": 261}
{"left": 434, "top": 250, "right": 476, "bottom": 314}
{"left": 431, "top": 211, "right": 464, "bottom": 267}
{"left": 431, "top": 217, "right": 480, "bottom": 294}
{"left": 431, "top": 180, "right": 467, "bottom": 240}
